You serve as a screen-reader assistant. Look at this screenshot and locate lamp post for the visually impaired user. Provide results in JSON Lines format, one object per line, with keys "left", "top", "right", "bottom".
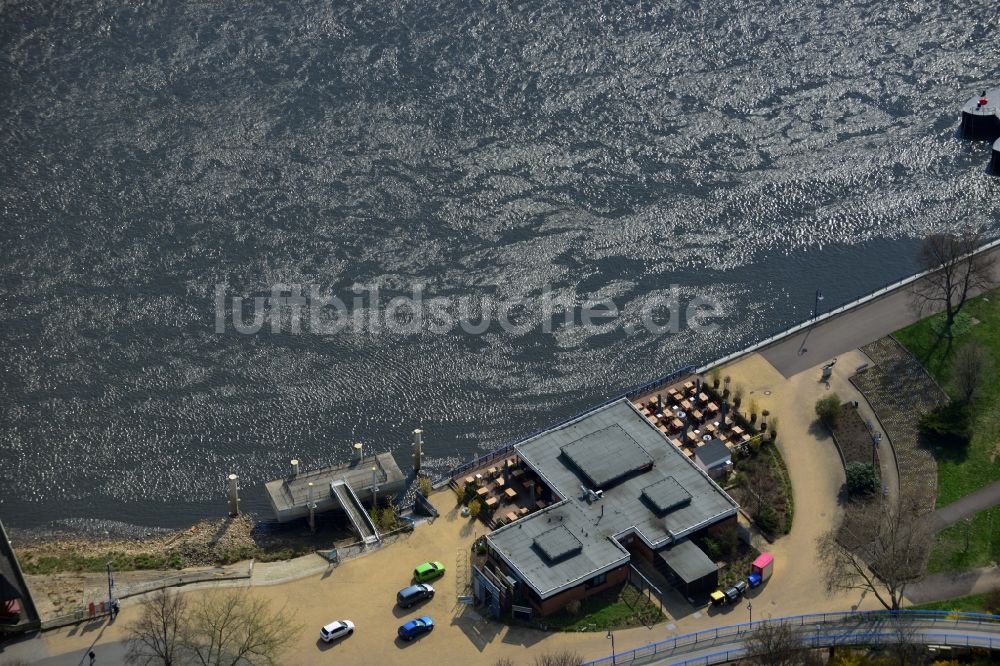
{"left": 747, "top": 600, "right": 753, "bottom": 626}
{"left": 107, "top": 562, "right": 115, "bottom": 618}
{"left": 607, "top": 629, "right": 616, "bottom": 665}
{"left": 813, "top": 289, "right": 824, "bottom": 319}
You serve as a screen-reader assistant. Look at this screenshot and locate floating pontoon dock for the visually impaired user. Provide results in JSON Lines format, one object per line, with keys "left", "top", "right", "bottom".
{"left": 264, "top": 453, "right": 406, "bottom": 539}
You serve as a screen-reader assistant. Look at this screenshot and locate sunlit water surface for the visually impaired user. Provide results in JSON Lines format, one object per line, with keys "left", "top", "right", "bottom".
{"left": 2, "top": 0, "right": 998, "bottom": 535}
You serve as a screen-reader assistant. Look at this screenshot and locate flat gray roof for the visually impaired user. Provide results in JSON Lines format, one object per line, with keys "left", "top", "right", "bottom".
{"left": 641, "top": 477, "right": 692, "bottom": 515}
{"left": 560, "top": 425, "right": 653, "bottom": 488}
{"left": 487, "top": 500, "right": 630, "bottom": 598}
{"left": 516, "top": 398, "right": 739, "bottom": 550}
{"left": 489, "top": 399, "right": 738, "bottom": 599}
{"left": 534, "top": 524, "right": 584, "bottom": 563}
{"left": 657, "top": 539, "right": 717, "bottom": 584}
{"left": 696, "top": 439, "right": 731, "bottom": 468}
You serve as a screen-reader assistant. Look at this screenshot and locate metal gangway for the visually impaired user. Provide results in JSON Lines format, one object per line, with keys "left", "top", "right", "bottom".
{"left": 330, "top": 480, "right": 380, "bottom": 546}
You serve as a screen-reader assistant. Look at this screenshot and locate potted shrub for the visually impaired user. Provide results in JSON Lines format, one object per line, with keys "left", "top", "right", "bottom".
{"left": 733, "top": 385, "right": 744, "bottom": 412}
{"left": 711, "top": 367, "right": 722, "bottom": 389}
{"left": 749, "top": 399, "right": 759, "bottom": 425}
{"left": 723, "top": 375, "right": 731, "bottom": 399}
{"left": 760, "top": 409, "right": 770, "bottom": 432}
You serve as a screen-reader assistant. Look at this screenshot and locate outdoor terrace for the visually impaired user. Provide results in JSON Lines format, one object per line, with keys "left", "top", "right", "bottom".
{"left": 454, "top": 455, "right": 557, "bottom": 528}
{"left": 632, "top": 379, "right": 754, "bottom": 461}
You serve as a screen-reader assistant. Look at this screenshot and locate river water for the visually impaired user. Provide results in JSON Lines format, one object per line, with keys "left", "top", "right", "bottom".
{"left": 1, "top": 0, "right": 998, "bottom": 534}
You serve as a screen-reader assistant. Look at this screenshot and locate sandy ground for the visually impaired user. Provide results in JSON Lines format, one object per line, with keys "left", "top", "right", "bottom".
{"left": 719, "top": 350, "right": 894, "bottom": 619}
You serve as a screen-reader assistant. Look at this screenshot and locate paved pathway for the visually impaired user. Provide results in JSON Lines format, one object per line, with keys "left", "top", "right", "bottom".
{"left": 932, "top": 480, "right": 1000, "bottom": 532}
{"left": 718, "top": 352, "right": 889, "bottom": 619}
{"left": 760, "top": 244, "right": 1000, "bottom": 379}
{"left": 906, "top": 566, "right": 1000, "bottom": 605}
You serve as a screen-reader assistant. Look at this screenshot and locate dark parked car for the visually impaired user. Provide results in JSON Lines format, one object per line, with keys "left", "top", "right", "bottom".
{"left": 397, "top": 616, "right": 434, "bottom": 641}
{"left": 397, "top": 583, "right": 435, "bottom": 608}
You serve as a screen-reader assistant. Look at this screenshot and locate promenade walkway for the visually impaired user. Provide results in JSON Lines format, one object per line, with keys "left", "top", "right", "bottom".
{"left": 907, "top": 566, "right": 1000, "bottom": 605}
{"left": 932, "top": 480, "right": 1000, "bottom": 532}
{"left": 760, "top": 243, "right": 1000, "bottom": 379}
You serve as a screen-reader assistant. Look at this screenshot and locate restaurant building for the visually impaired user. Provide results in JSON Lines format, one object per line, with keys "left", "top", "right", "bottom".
{"left": 476, "top": 398, "right": 739, "bottom": 616}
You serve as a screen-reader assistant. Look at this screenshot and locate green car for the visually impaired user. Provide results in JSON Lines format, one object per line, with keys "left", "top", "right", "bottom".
{"left": 413, "top": 561, "right": 446, "bottom": 582}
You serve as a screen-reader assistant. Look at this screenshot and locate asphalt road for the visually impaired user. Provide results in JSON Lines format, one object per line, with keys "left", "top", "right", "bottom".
{"left": 760, "top": 244, "right": 1000, "bottom": 378}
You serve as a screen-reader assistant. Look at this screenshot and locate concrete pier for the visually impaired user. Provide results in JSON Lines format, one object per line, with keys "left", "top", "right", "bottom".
{"left": 264, "top": 452, "right": 405, "bottom": 524}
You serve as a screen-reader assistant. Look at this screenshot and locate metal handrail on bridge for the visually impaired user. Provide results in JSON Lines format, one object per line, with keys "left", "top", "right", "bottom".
{"left": 667, "top": 631, "right": 1000, "bottom": 666}
{"left": 580, "top": 610, "right": 1000, "bottom": 666}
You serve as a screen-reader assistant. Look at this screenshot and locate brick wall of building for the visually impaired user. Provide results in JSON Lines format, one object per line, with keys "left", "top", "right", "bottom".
{"left": 529, "top": 564, "right": 629, "bottom": 616}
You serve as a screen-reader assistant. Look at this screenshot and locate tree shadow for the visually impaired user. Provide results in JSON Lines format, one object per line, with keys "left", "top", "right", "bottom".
{"left": 916, "top": 432, "right": 970, "bottom": 465}
{"left": 834, "top": 484, "right": 852, "bottom": 508}
{"left": 807, "top": 420, "right": 831, "bottom": 440}
{"left": 459, "top": 518, "right": 479, "bottom": 538}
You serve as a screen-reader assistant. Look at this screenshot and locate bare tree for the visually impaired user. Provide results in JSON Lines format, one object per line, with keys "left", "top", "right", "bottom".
{"left": 125, "top": 589, "right": 187, "bottom": 666}
{"left": 912, "top": 231, "right": 995, "bottom": 336}
{"left": 884, "top": 618, "right": 929, "bottom": 666}
{"left": 816, "top": 495, "right": 931, "bottom": 611}
{"left": 951, "top": 342, "right": 994, "bottom": 402}
{"left": 740, "top": 621, "right": 822, "bottom": 666}
{"left": 183, "top": 590, "right": 293, "bottom": 666}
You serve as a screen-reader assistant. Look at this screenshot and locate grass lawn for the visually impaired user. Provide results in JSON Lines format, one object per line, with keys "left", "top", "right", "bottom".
{"left": 542, "top": 583, "right": 665, "bottom": 631}
{"left": 911, "top": 592, "right": 999, "bottom": 614}
{"left": 19, "top": 550, "right": 186, "bottom": 574}
{"left": 894, "top": 290, "right": 1000, "bottom": 573}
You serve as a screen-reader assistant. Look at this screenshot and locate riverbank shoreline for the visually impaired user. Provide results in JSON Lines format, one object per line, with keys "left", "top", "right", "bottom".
{"left": 10, "top": 514, "right": 354, "bottom": 576}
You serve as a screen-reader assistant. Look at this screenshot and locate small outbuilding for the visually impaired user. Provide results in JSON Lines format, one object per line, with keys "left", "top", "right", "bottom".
{"left": 655, "top": 539, "right": 719, "bottom": 598}
{"left": 694, "top": 439, "right": 731, "bottom": 479}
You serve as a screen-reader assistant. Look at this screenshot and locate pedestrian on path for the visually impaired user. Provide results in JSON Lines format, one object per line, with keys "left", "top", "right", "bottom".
{"left": 89, "top": 650, "right": 96, "bottom": 665}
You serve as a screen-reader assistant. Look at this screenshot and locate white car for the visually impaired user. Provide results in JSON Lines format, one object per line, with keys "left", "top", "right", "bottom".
{"left": 320, "top": 620, "right": 355, "bottom": 642}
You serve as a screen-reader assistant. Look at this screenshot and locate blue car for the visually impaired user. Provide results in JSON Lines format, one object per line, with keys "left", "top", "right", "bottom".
{"left": 397, "top": 616, "right": 435, "bottom": 641}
